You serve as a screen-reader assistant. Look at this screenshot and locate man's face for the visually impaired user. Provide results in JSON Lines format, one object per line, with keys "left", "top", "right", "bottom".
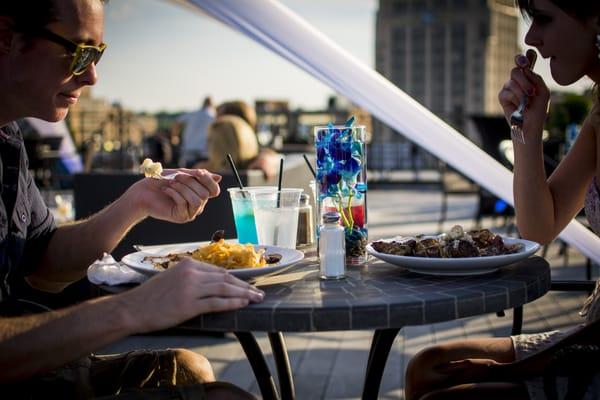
{"left": 9, "top": 0, "right": 104, "bottom": 122}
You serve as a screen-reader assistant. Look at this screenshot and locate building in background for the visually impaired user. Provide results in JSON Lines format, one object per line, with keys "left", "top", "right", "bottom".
{"left": 372, "top": 0, "right": 519, "bottom": 171}
{"left": 255, "top": 96, "right": 372, "bottom": 153}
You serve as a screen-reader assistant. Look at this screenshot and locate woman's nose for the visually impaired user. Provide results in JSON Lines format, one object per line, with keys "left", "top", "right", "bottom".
{"left": 524, "top": 27, "right": 542, "bottom": 47}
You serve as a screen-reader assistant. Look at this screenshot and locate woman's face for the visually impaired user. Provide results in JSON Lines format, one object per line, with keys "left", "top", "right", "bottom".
{"left": 524, "top": 0, "right": 600, "bottom": 85}
{"left": 8, "top": 0, "right": 104, "bottom": 122}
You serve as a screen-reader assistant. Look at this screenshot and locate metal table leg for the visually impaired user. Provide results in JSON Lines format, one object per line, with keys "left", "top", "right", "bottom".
{"left": 361, "top": 328, "right": 401, "bottom": 400}
{"left": 234, "top": 331, "right": 280, "bottom": 400}
{"left": 268, "top": 332, "right": 295, "bottom": 400}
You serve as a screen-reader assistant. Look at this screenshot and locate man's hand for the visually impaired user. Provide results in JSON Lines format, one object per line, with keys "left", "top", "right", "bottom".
{"left": 126, "top": 168, "right": 222, "bottom": 223}
{"left": 118, "top": 258, "right": 265, "bottom": 334}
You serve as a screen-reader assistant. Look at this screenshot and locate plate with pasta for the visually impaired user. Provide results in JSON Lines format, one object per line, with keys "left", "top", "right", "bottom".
{"left": 121, "top": 240, "right": 305, "bottom": 280}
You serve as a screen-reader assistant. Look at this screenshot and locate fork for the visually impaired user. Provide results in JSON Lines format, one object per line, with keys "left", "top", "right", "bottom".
{"left": 510, "top": 49, "right": 538, "bottom": 144}
{"left": 148, "top": 171, "right": 191, "bottom": 181}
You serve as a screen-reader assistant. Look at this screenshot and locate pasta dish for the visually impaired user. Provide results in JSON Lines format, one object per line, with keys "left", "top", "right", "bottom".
{"left": 143, "top": 239, "right": 273, "bottom": 270}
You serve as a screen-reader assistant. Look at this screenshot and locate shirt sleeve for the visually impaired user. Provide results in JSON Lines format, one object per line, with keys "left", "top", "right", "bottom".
{"left": 20, "top": 173, "right": 57, "bottom": 276}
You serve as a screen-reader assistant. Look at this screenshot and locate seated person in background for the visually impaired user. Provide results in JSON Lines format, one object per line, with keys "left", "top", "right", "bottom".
{"left": 216, "top": 100, "right": 257, "bottom": 130}
{"left": 0, "top": 0, "right": 260, "bottom": 398}
{"left": 405, "top": 1, "right": 600, "bottom": 399}
{"left": 197, "top": 115, "right": 260, "bottom": 172}
{"left": 198, "top": 103, "right": 281, "bottom": 178}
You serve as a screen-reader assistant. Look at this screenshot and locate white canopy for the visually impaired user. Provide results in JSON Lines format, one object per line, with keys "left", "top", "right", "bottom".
{"left": 180, "top": 0, "right": 600, "bottom": 265}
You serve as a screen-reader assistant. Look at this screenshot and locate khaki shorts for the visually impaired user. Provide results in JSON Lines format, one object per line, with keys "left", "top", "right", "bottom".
{"left": 4, "top": 349, "right": 229, "bottom": 399}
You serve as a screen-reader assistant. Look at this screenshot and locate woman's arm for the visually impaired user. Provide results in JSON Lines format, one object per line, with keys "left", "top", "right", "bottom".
{"left": 513, "top": 115, "right": 596, "bottom": 243}
{"left": 499, "top": 55, "right": 597, "bottom": 244}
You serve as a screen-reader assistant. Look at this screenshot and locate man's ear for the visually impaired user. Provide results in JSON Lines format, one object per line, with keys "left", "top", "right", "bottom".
{"left": 0, "top": 17, "right": 14, "bottom": 54}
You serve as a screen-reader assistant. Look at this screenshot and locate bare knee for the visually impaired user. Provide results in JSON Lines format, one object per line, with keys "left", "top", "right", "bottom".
{"left": 406, "top": 345, "right": 451, "bottom": 400}
{"left": 171, "top": 348, "right": 215, "bottom": 384}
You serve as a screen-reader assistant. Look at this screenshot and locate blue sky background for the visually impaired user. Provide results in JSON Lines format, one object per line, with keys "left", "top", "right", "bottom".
{"left": 93, "top": 0, "right": 592, "bottom": 113}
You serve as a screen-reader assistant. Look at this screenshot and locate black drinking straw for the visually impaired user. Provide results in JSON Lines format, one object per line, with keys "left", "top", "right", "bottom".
{"left": 276, "top": 158, "right": 284, "bottom": 208}
{"left": 302, "top": 154, "right": 316, "bottom": 178}
{"left": 227, "top": 154, "right": 246, "bottom": 197}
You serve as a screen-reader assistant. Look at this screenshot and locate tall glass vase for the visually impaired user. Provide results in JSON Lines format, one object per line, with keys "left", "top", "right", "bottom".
{"left": 315, "top": 124, "right": 368, "bottom": 265}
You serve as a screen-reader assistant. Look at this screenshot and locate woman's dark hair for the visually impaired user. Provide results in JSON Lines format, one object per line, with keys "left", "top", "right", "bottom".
{"left": 515, "top": 0, "right": 600, "bottom": 21}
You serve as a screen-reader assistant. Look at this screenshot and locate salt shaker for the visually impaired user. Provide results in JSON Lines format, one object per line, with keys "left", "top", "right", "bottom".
{"left": 319, "top": 211, "right": 346, "bottom": 280}
{"left": 296, "top": 193, "right": 314, "bottom": 248}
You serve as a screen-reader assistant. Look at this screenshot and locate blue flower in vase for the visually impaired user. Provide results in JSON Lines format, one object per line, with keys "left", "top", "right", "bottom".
{"left": 354, "top": 182, "right": 368, "bottom": 199}
{"left": 344, "top": 156, "right": 361, "bottom": 176}
{"left": 329, "top": 140, "right": 352, "bottom": 161}
{"left": 351, "top": 141, "right": 363, "bottom": 157}
{"left": 316, "top": 145, "right": 328, "bottom": 162}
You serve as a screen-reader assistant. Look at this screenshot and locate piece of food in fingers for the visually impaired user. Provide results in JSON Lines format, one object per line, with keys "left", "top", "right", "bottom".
{"left": 140, "top": 158, "right": 163, "bottom": 179}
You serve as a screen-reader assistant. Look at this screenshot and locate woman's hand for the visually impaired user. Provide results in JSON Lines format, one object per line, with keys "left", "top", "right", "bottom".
{"left": 498, "top": 53, "right": 550, "bottom": 142}
{"left": 118, "top": 258, "right": 265, "bottom": 334}
{"left": 125, "top": 168, "right": 222, "bottom": 223}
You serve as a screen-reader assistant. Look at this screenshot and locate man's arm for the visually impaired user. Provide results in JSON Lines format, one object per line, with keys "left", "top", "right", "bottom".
{"left": 0, "top": 259, "right": 264, "bottom": 383}
{"left": 27, "top": 168, "right": 222, "bottom": 292}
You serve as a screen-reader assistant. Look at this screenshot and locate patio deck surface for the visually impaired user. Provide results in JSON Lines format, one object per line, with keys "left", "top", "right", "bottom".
{"left": 101, "top": 185, "right": 593, "bottom": 399}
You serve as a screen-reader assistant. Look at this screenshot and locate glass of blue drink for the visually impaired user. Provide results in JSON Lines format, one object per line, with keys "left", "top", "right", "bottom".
{"left": 228, "top": 187, "right": 275, "bottom": 244}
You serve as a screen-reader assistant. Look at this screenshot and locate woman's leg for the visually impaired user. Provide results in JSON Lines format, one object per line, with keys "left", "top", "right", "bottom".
{"left": 405, "top": 337, "right": 526, "bottom": 400}
{"left": 419, "top": 382, "right": 529, "bottom": 400}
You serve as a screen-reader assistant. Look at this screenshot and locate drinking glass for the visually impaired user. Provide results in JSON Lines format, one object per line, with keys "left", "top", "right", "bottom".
{"left": 227, "top": 187, "right": 276, "bottom": 244}
{"left": 251, "top": 188, "right": 302, "bottom": 249}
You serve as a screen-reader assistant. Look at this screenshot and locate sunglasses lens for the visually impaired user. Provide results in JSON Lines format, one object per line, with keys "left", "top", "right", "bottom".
{"left": 72, "top": 47, "right": 103, "bottom": 75}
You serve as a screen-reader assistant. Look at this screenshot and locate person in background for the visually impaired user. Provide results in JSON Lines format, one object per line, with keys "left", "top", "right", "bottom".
{"left": 405, "top": 1, "right": 600, "bottom": 399}
{"left": 196, "top": 115, "right": 260, "bottom": 173}
{"left": 216, "top": 100, "right": 257, "bottom": 130}
{"left": 176, "top": 95, "right": 215, "bottom": 168}
{"left": 213, "top": 100, "right": 280, "bottom": 179}
{"left": 0, "top": 0, "right": 260, "bottom": 398}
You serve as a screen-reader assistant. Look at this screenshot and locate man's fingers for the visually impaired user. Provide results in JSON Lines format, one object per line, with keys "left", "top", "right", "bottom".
{"left": 171, "top": 259, "right": 265, "bottom": 294}
{"left": 194, "top": 282, "right": 264, "bottom": 302}
{"left": 194, "top": 297, "right": 251, "bottom": 313}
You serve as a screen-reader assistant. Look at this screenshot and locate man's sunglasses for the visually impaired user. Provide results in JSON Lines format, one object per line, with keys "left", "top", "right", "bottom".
{"left": 35, "top": 28, "right": 107, "bottom": 76}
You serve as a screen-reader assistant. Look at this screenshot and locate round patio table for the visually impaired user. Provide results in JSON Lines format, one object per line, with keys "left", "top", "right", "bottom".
{"left": 176, "top": 252, "right": 551, "bottom": 400}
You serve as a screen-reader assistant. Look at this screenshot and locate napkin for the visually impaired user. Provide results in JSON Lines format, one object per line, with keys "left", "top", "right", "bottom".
{"left": 87, "top": 253, "right": 147, "bottom": 286}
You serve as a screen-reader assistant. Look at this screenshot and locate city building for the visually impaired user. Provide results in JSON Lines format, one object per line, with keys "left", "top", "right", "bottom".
{"left": 373, "top": 0, "right": 519, "bottom": 163}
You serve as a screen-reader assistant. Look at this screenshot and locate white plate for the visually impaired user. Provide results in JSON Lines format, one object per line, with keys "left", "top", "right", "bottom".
{"left": 366, "top": 237, "right": 540, "bottom": 276}
{"left": 122, "top": 242, "right": 305, "bottom": 280}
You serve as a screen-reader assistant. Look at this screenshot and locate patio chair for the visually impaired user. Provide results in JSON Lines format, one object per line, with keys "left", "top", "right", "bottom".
{"left": 437, "top": 162, "right": 515, "bottom": 233}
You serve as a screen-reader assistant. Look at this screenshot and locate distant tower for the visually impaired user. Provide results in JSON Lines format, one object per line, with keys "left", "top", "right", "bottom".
{"left": 374, "top": 0, "right": 519, "bottom": 143}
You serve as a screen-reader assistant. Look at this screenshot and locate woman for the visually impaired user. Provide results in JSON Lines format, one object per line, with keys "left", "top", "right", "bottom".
{"left": 196, "top": 114, "right": 281, "bottom": 178}
{"left": 200, "top": 114, "right": 260, "bottom": 172}
{"left": 405, "top": 1, "right": 600, "bottom": 399}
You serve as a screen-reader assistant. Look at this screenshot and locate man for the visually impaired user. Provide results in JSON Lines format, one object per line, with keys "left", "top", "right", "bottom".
{"left": 0, "top": 1, "right": 261, "bottom": 398}
{"left": 177, "top": 96, "right": 216, "bottom": 168}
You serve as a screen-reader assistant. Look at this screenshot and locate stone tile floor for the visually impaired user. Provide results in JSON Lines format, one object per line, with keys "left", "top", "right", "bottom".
{"left": 101, "top": 186, "right": 593, "bottom": 399}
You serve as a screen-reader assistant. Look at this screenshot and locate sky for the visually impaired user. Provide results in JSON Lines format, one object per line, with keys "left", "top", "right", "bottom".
{"left": 93, "top": 0, "right": 593, "bottom": 114}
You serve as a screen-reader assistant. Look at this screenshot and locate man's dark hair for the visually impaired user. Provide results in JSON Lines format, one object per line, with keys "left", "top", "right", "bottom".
{"left": 0, "top": 0, "right": 107, "bottom": 34}
{"left": 0, "top": 0, "right": 57, "bottom": 34}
